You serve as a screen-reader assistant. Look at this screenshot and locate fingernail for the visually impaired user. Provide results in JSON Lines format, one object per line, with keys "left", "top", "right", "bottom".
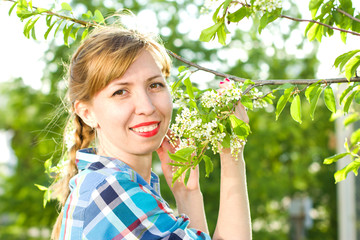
{"left": 225, "top": 78, "right": 230, "bottom": 82}
{"left": 220, "top": 81, "right": 224, "bottom": 84}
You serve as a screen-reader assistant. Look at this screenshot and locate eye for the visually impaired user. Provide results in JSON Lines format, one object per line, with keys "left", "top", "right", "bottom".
{"left": 112, "top": 89, "right": 127, "bottom": 96}
{"left": 149, "top": 82, "right": 165, "bottom": 89}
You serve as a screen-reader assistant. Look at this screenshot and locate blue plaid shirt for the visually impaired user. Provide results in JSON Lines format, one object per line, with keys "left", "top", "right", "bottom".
{"left": 59, "top": 148, "right": 211, "bottom": 240}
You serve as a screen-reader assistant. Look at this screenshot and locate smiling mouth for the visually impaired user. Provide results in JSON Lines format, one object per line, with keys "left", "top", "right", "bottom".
{"left": 131, "top": 123, "right": 159, "bottom": 133}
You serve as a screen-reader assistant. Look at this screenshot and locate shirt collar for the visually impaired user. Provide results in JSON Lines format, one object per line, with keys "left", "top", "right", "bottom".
{"left": 75, "top": 148, "right": 161, "bottom": 196}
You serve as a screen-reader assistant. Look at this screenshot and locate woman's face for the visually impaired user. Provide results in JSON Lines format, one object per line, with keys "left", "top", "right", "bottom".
{"left": 87, "top": 50, "right": 173, "bottom": 158}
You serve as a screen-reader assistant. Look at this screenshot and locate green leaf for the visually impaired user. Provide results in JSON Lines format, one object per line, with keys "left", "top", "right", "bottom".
{"left": 290, "top": 94, "right": 302, "bottom": 124}
{"left": 168, "top": 152, "right": 188, "bottom": 163}
{"left": 172, "top": 166, "right": 189, "bottom": 186}
{"left": 305, "top": 83, "right": 317, "bottom": 102}
{"left": 340, "top": 84, "right": 356, "bottom": 104}
{"left": 43, "top": 189, "right": 51, "bottom": 208}
{"left": 184, "top": 78, "right": 194, "bottom": 100}
{"left": 212, "top": 2, "right": 224, "bottom": 22}
{"left": 94, "top": 9, "right": 105, "bottom": 23}
{"left": 334, "top": 158, "right": 360, "bottom": 183}
{"left": 227, "top": 7, "right": 248, "bottom": 22}
{"left": 324, "top": 86, "right": 336, "bottom": 113}
{"left": 309, "top": 0, "right": 324, "bottom": 18}
{"left": 175, "top": 147, "right": 195, "bottom": 159}
{"left": 82, "top": 10, "right": 93, "bottom": 20}
{"left": 345, "top": 55, "right": 360, "bottom": 80}
{"left": 8, "top": 1, "right": 18, "bottom": 16}
{"left": 355, "top": 91, "right": 360, "bottom": 104}
{"left": 344, "top": 113, "right": 360, "bottom": 126}
{"left": 54, "top": 19, "right": 64, "bottom": 37}
{"left": 305, "top": 22, "right": 315, "bottom": 36}
{"left": 203, "top": 155, "right": 213, "bottom": 178}
{"left": 352, "top": 14, "right": 360, "bottom": 33}
{"left": 343, "top": 91, "right": 356, "bottom": 113}
{"left": 221, "top": 134, "right": 231, "bottom": 148}
{"left": 70, "top": 26, "right": 80, "bottom": 40}
{"left": 23, "top": 18, "right": 32, "bottom": 38}
{"left": 81, "top": 28, "right": 89, "bottom": 40}
{"left": 44, "top": 19, "right": 58, "bottom": 40}
{"left": 61, "top": 2, "right": 72, "bottom": 11}
{"left": 334, "top": 49, "right": 360, "bottom": 72}
{"left": 168, "top": 162, "right": 186, "bottom": 167}
{"left": 217, "top": 23, "right": 227, "bottom": 45}
{"left": 63, "top": 23, "right": 74, "bottom": 47}
{"left": 340, "top": 31, "right": 347, "bottom": 44}
{"left": 35, "top": 8, "right": 48, "bottom": 14}
{"left": 309, "top": 86, "right": 322, "bottom": 120}
{"left": 350, "top": 128, "right": 360, "bottom": 146}
{"left": 258, "top": 12, "right": 269, "bottom": 34}
{"left": 275, "top": 86, "right": 294, "bottom": 120}
{"left": 31, "top": 25, "right": 36, "bottom": 40}
{"left": 324, "top": 152, "right": 349, "bottom": 164}
{"left": 34, "top": 184, "right": 48, "bottom": 191}
{"left": 222, "top": 0, "right": 232, "bottom": 15}
{"left": 199, "top": 21, "right": 223, "bottom": 42}
{"left": 184, "top": 168, "right": 191, "bottom": 186}
{"left": 45, "top": 15, "right": 53, "bottom": 27}
{"left": 240, "top": 96, "right": 253, "bottom": 111}
{"left": 307, "top": 23, "right": 320, "bottom": 41}
{"left": 229, "top": 115, "right": 250, "bottom": 138}
{"left": 332, "top": 10, "right": 343, "bottom": 25}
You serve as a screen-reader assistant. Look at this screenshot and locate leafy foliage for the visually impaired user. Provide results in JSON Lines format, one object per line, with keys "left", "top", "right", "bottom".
{"left": 2, "top": 0, "right": 360, "bottom": 238}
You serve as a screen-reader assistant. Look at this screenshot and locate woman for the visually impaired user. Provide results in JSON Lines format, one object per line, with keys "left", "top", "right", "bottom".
{"left": 51, "top": 26, "right": 252, "bottom": 239}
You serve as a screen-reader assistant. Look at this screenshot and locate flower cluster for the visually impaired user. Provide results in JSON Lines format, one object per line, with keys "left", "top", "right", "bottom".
{"left": 170, "top": 78, "right": 267, "bottom": 161}
{"left": 253, "top": 0, "right": 282, "bottom": 12}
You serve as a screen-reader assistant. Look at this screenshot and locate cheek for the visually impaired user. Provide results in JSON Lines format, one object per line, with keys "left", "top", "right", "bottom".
{"left": 162, "top": 93, "right": 173, "bottom": 119}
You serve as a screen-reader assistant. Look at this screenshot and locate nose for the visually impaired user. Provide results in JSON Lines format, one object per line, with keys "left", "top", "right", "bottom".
{"left": 134, "top": 91, "right": 156, "bottom": 116}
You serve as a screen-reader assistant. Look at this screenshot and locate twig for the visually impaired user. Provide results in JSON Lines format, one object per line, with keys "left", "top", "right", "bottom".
{"left": 280, "top": 14, "right": 360, "bottom": 37}
{"left": 5, "top": 0, "right": 94, "bottom": 27}
{"left": 168, "top": 50, "right": 360, "bottom": 85}
{"left": 167, "top": 50, "right": 247, "bottom": 81}
{"left": 336, "top": 8, "right": 360, "bottom": 24}
{"left": 5, "top": 0, "right": 360, "bottom": 86}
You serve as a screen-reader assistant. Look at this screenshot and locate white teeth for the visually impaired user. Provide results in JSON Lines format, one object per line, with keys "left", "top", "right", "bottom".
{"left": 132, "top": 124, "right": 158, "bottom": 133}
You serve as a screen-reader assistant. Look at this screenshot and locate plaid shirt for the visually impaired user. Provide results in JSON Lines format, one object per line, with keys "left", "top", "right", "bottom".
{"left": 59, "top": 148, "right": 211, "bottom": 240}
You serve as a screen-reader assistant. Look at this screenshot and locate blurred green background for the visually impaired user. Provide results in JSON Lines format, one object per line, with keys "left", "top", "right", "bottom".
{"left": 0, "top": 0, "right": 340, "bottom": 239}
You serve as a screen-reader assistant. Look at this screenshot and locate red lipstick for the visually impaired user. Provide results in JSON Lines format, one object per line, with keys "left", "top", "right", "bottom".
{"left": 130, "top": 121, "right": 160, "bottom": 138}
{"left": 130, "top": 121, "right": 160, "bottom": 128}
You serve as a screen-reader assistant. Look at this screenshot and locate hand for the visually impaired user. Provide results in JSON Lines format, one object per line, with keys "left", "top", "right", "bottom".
{"left": 219, "top": 79, "right": 249, "bottom": 124}
{"left": 156, "top": 130, "right": 200, "bottom": 196}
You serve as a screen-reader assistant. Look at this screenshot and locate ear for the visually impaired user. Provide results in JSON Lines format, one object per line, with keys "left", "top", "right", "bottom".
{"left": 74, "top": 100, "right": 98, "bottom": 128}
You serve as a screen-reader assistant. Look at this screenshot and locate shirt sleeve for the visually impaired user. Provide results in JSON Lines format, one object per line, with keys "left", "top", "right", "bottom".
{"left": 82, "top": 173, "right": 211, "bottom": 240}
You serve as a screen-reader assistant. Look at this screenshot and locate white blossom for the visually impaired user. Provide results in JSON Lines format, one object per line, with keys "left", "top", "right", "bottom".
{"left": 253, "top": 0, "right": 282, "bottom": 12}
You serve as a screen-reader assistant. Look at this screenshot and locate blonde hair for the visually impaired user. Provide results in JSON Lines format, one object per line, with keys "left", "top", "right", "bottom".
{"left": 51, "top": 26, "right": 171, "bottom": 239}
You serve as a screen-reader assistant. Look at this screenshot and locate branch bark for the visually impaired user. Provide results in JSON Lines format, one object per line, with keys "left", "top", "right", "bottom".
{"left": 336, "top": 8, "right": 360, "bottom": 24}
{"left": 168, "top": 50, "right": 360, "bottom": 85}
{"left": 6, "top": 0, "right": 360, "bottom": 86}
{"left": 280, "top": 15, "right": 360, "bottom": 37}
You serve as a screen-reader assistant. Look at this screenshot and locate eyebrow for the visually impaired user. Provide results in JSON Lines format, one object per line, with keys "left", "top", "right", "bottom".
{"left": 111, "top": 74, "right": 163, "bottom": 86}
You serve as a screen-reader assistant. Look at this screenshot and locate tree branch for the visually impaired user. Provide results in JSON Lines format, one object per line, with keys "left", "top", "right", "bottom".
{"left": 5, "top": 0, "right": 95, "bottom": 27}
{"left": 336, "top": 8, "right": 360, "bottom": 24}
{"left": 280, "top": 14, "right": 360, "bottom": 37}
{"left": 168, "top": 50, "right": 360, "bottom": 85}
{"left": 5, "top": 0, "right": 360, "bottom": 86}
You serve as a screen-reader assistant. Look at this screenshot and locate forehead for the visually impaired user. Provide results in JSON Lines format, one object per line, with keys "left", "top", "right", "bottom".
{"left": 114, "top": 50, "right": 163, "bottom": 82}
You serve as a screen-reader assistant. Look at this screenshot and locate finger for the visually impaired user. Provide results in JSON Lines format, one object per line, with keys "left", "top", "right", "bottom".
{"left": 235, "top": 102, "right": 250, "bottom": 123}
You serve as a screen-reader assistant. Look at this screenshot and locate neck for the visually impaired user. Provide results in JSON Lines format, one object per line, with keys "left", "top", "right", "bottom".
{"left": 97, "top": 147, "right": 153, "bottom": 184}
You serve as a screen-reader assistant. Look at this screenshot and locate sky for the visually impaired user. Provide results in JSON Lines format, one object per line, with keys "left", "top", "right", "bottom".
{"left": 0, "top": 1, "right": 359, "bottom": 172}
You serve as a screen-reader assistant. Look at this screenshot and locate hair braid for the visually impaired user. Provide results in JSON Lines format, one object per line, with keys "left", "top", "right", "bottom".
{"left": 51, "top": 114, "right": 95, "bottom": 239}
